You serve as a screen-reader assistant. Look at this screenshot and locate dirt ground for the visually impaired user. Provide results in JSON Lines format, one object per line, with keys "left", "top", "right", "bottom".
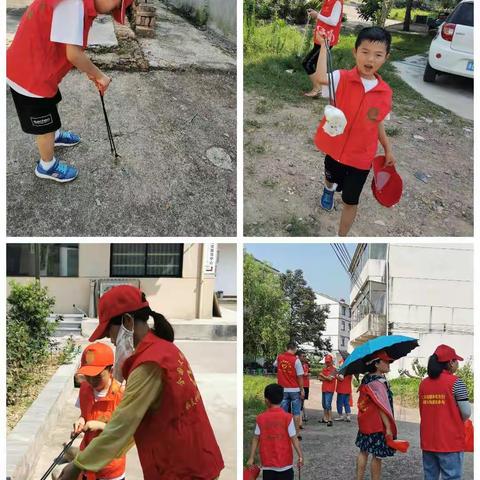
{"left": 244, "top": 91, "right": 473, "bottom": 237}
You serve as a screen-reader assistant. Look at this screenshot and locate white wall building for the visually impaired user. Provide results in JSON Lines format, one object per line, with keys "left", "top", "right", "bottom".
{"left": 315, "top": 293, "right": 351, "bottom": 361}
{"left": 215, "top": 243, "right": 237, "bottom": 298}
{"left": 348, "top": 244, "right": 473, "bottom": 375}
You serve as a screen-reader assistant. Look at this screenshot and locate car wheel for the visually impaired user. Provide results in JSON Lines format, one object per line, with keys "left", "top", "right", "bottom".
{"left": 423, "top": 61, "right": 437, "bottom": 83}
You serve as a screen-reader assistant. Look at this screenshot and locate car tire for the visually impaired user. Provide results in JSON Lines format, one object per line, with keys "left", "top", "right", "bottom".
{"left": 424, "top": 61, "right": 437, "bottom": 83}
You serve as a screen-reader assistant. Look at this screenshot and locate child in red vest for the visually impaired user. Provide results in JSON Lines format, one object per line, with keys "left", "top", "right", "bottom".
{"left": 319, "top": 354, "right": 336, "bottom": 426}
{"left": 73, "top": 342, "right": 126, "bottom": 480}
{"left": 335, "top": 359, "right": 352, "bottom": 422}
{"left": 312, "top": 27, "right": 395, "bottom": 236}
{"left": 247, "top": 383, "right": 303, "bottom": 480}
{"left": 303, "top": 0, "right": 344, "bottom": 97}
{"left": 7, "top": 0, "right": 132, "bottom": 183}
{"left": 298, "top": 351, "right": 310, "bottom": 426}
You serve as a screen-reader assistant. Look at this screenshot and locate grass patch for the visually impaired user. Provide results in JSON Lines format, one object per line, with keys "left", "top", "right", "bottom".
{"left": 262, "top": 178, "right": 278, "bottom": 188}
{"left": 244, "top": 375, "right": 274, "bottom": 463}
{"left": 388, "top": 8, "right": 438, "bottom": 22}
{"left": 245, "top": 142, "right": 267, "bottom": 155}
{"left": 389, "top": 377, "right": 422, "bottom": 408}
{"left": 285, "top": 216, "right": 311, "bottom": 236}
{"left": 244, "top": 21, "right": 467, "bottom": 123}
{"left": 385, "top": 125, "right": 402, "bottom": 137}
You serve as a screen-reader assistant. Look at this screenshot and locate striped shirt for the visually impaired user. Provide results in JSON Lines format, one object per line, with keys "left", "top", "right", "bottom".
{"left": 453, "top": 378, "right": 469, "bottom": 402}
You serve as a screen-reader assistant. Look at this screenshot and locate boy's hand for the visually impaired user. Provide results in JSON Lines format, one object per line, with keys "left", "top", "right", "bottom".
{"left": 314, "top": 29, "right": 327, "bottom": 45}
{"left": 298, "top": 456, "right": 304, "bottom": 467}
{"left": 58, "top": 462, "right": 81, "bottom": 480}
{"left": 88, "top": 73, "right": 112, "bottom": 96}
{"left": 384, "top": 151, "right": 395, "bottom": 166}
{"left": 72, "top": 417, "right": 85, "bottom": 437}
{"left": 83, "top": 420, "right": 106, "bottom": 432}
{"left": 307, "top": 8, "right": 318, "bottom": 19}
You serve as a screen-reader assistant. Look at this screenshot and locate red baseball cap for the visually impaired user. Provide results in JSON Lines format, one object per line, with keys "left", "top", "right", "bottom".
{"left": 434, "top": 344, "right": 463, "bottom": 362}
{"left": 371, "top": 155, "right": 403, "bottom": 208}
{"left": 324, "top": 354, "right": 333, "bottom": 364}
{"left": 112, "top": 0, "right": 134, "bottom": 25}
{"left": 77, "top": 342, "right": 114, "bottom": 376}
{"left": 90, "top": 285, "right": 149, "bottom": 341}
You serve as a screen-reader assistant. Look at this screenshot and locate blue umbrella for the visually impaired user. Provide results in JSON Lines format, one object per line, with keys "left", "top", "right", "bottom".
{"left": 339, "top": 335, "right": 419, "bottom": 376}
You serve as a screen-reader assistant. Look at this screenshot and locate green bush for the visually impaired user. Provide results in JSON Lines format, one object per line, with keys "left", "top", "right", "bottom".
{"left": 245, "top": 0, "right": 322, "bottom": 24}
{"left": 457, "top": 362, "right": 474, "bottom": 403}
{"left": 7, "top": 281, "right": 57, "bottom": 406}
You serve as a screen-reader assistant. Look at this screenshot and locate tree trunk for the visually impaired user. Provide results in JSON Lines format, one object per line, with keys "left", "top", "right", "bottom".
{"left": 403, "top": 0, "right": 413, "bottom": 31}
{"left": 377, "top": 0, "right": 395, "bottom": 28}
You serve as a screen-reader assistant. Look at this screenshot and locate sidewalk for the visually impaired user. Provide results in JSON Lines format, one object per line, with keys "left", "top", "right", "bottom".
{"left": 6, "top": 1, "right": 236, "bottom": 237}
{"left": 28, "top": 340, "right": 236, "bottom": 480}
{"left": 297, "top": 380, "right": 473, "bottom": 479}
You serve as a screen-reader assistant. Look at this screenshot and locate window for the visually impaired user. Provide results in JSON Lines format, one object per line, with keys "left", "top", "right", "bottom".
{"left": 369, "top": 244, "right": 387, "bottom": 260}
{"left": 342, "top": 321, "right": 345, "bottom": 331}
{"left": 341, "top": 337, "right": 345, "bottom": 347}
{"left": 7, "top": 244, "right": 79, "bottom": 277}
{"left": 341, "top": 305, "right": 346, "bottom": 316}
{"left": 110, "top": 244, "right": 183, "bottom": 277}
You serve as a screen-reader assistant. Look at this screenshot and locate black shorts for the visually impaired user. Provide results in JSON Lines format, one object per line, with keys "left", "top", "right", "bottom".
{"left": 302, "top": 44, "right": 333, "bottom": 75}
{"left": 303, "top": 387, "right": 310, "bottom": 400}
{"left": 10, "top": 87, "right": 62, "bottom": 135}
{"left": 263, "top": 468, "right": 294, "bottom": 480}
{"left": 324, "top": 155, "right": 370, "bottom": 206}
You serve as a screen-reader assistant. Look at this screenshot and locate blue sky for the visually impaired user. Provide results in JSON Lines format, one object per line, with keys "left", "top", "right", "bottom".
{"left": 245, "top": 243, "right": 358, "bottom": 300}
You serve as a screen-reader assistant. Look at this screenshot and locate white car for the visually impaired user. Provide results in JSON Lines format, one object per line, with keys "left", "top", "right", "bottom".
{"left": 424, "top": 0, "right": 473, "bottom": 82}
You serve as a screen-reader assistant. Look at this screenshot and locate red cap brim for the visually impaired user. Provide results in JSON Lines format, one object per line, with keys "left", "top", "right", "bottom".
{"left": 77, "top": 364, "right": 105, "bottom": 376}
{"left": 89, "top": 322, "right": 109, "bottom": 342}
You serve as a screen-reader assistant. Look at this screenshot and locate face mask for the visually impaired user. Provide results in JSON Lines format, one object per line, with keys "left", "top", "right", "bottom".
{"left": 113, "top": 319, "right": 134, "bottom": 383}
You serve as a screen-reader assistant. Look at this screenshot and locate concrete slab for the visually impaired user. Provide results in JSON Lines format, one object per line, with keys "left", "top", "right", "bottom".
{"left": 87, "top": 15, "right": 118, "bottom": 48}
{"left": 7, "top": 68, "right": 236, "bottom": 237}
{"left": 27, "top": 340, "right": 236, "bottom": 480}
{"left": 393, "top": 54, "right": 473, "bottom": 121}
{"left": 138, "top": 0, "right": 236, "bottom": 72}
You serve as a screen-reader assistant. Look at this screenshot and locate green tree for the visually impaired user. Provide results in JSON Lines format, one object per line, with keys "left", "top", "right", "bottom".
{"left": 281, "top": 269, "right": 331, "bottom": 354}
{"left": 244, "top": 253, "right": 291, "bottom": 360}
{"left": 357, "top": 0, "right": 395, "bottom": 26}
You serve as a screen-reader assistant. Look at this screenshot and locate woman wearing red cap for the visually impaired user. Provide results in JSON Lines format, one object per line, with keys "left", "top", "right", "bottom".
{"left": 355, "top": 351, "right": 398, "bottom": 480}
{"left": 419, "top": 345, "right": 471, "bottom": 480}
{"left": 59, "top": 285, "right": 224, "bottom": 480}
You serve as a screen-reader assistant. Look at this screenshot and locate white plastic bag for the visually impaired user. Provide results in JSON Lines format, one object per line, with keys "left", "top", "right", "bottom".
{"left": 323, "top": 105, "right": 347, "bottom": 137}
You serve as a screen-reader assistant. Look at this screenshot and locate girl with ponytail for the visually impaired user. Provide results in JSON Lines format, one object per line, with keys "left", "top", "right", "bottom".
{"left": 59, "top": 285, "right": 224, "bottom": 480}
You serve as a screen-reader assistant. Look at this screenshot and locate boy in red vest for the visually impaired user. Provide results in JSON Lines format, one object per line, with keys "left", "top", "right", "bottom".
{"left": 334, "top": 364, "right": 352, "bottom": 422}
{"left": 303, "top": 0, "right": 344, "bottom": 97}
{"left": 319, "top": 354, "right": 336, "bottom": 426}
{"left": 246, "top": 383, "right": 304, "bottom": 480}
{"left": 73, "top": 342, "right": 126, "bottom": 480}
{"left": 7, "top": 0, "right": 132, "bottom": 182}
{"left": 313, "top": 27, "right": 394, "bottom": 236}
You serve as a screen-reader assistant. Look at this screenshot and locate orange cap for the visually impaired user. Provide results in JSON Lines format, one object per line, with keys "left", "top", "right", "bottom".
{"left": 77, "top": 342, "right": 114, "bottom": 376}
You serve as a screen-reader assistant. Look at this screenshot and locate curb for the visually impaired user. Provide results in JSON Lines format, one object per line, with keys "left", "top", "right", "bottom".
{"left": 7, "top": 353, "right": 82, "bottom": 480}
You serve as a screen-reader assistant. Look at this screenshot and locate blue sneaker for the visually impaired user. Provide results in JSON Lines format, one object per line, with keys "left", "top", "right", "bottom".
{"left": 320, "top": 186, "right": 335, "bottom": 211}
{"left": 54, "top": 130, "right": 80, "bottom": 147}
{"left": 35, "top": 159, "right": 78, "bottom": 183}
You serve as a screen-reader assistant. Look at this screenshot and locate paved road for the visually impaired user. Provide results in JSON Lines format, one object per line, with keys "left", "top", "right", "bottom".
{"left": 29, "top": 340, "right": 236, "bottom": 480}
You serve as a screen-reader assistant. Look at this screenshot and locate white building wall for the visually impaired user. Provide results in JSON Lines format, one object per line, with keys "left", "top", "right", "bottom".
{"left": 215, "top": 243, "right": 237, "bottom": 297}
{"left": 350, "top": 259, "right": 385, "bottom": 304}
{"left": 388, "top": 244, "right": 473, "bottom": 374}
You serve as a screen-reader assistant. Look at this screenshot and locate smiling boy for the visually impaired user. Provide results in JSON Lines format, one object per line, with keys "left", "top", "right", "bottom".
{"left": 313, "top": 27, "right": 394, "bottom": 236}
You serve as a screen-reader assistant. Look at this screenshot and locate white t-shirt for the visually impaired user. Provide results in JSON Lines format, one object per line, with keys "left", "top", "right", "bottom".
{"left": 273, "top": 357, "right": 305, "bottom": 392}
{"left": 317, "top": 0, "right": 342, "bottom": 26}
{"left": 255, "top": 418, "right": 296, "bottom": 472}
{"left": 322, "top": 69, "right": 391, "bottom": 119}
{"left": 7, "top": 0, "right": 84, "bottom": 97}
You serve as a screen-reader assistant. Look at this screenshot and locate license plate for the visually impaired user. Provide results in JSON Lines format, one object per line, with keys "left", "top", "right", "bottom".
{"left": 467, "top": 60, "right": 474, "bottom": 72}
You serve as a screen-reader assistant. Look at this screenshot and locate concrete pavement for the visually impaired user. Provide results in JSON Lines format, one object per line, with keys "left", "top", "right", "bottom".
{"left": 393, "top": 54, "right": 473, "bottom": 121}
{"left": 28, "top": 340, "right": 236, "bottom": 480}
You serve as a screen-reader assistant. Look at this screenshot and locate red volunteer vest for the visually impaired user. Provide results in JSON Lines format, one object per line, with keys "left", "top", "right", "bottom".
{"left": 419, "top": 371, "right": 466, "bottom": 452}
{"left": 122, "top": 331, "right": 224, "bottom": 480}
{"left": 314, "top": 68, "right": 392, "bottom": 170}
{"left": 302, "top": 363, "right": 310, "bottom": 388}
{"left": 276, "top": 352, "right": 299, "bottom": 389}
{"left": 78, "top": 378, "right": 126, "bottom": 480}
{"left": 257, "top": 407, "right": 294, "bottom": 468}
{"left": 357, "top": 381, "right": 397, "bottom": 438}
{"left": 7, "top": 0, "right": 97, "bottom": 97}
{"left": 336, "top": 374, "right": 352, "bottom": 394}
{"left": 321, "top": 366, "right": 336, "bottom": 393}
{"left": 314, "top": 0, "right": 343, "bottom": 47}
